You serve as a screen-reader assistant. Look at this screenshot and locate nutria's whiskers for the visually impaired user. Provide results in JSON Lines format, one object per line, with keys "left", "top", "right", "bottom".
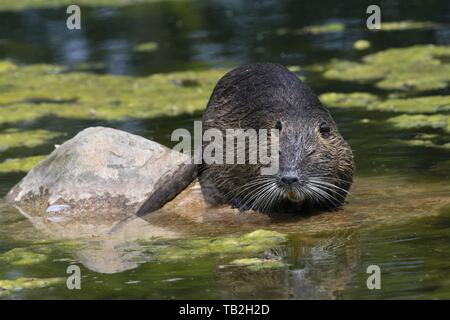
{"left": 237, "top": 180, "right": 276, "bottom": 212}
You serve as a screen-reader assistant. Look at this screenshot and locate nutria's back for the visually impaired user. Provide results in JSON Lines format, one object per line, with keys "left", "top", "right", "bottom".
{"left": 199, "top": 63, "right": 354, "bottom": 214}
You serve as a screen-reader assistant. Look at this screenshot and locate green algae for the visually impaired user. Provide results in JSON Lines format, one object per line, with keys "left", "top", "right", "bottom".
{"left": 229, "top": 258, "right": 285, "bottom": 271}
{"left": 388, "top": 114, "right": 450, "bottom": 134}
{"left": 373, "top": 96, "right": 450, "bottom": 113}
{"left": 133, "top": 42, "right": 159, "bottom": 53}
{"left": 323, "top": 45, "right": 450, "bottom": 92}
{"left": 353, "top": 40, "right": 371, "bottom": 51}
{"left": 0, "top": 247, "right": 48, "bottom": 266}
{"left": 319, "top": 92, "right": 379, "bottom": 108}
{"left": 396, "top": 133, "right": 450, "bottom": 150}
{"left": 320, "top": 92, "right": 450, "bottom": 116}
{"left": 0, "top": 60, "right": 16, "bottom": 73}
{"left": 0, "top": 129, "right": 62, "bottom": 152}
{"left": 287, "top": 66, "right": 302, "bottom": 73}
{"left": 320, "top": 92, "right": 450, "bottom": 149}
{"left": 155, "top": 230, "right": 287, "bottom": 262}
{"left": 0, "top": 277, "right": 64, "bottom": 297}
{"left": 398, "top": 139, "right": 450, "bottom": 150}
{"left": 0, "top": 155, "right": 46, "bottom": 173}
{"left": 377, "top": 20, "right": 438, "bottom": 32}
{"left": 275, "top": 22, "right": 345, "bottom": 36}
{"left": 300, "top": 22, "right": 345, "bottom": 34}
{"left": 0, "top": 60, "right": 226, "bottom": 124}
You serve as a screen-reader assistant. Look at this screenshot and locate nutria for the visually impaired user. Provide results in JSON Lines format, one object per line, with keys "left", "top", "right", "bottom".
{"left": 199, "top": 63, "right": 354, "bottom": 214}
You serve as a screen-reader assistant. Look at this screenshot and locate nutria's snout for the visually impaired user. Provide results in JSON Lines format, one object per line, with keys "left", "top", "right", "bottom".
{"left": 280, "top": 175, "right": 300, "bottom": 185}
{"left": 199, "top": 62, "right": 355, "bottom": 214}
{"left": 278, "top": 175, "right": 303, "bottom": 202}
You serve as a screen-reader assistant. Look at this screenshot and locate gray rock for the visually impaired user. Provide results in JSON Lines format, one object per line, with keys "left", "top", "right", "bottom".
{"left": 6, "top": 127, "right": 197, "bottom": 229}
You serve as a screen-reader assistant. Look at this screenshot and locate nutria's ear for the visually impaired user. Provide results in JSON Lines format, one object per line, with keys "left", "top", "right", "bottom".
{"left": 275, "top": 121, "right": 282, "bottom": 130}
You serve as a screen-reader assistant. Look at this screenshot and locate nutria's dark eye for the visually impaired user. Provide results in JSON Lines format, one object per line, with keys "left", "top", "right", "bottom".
{"left": 319, "top": 122, "right": 331, "bottom": 138}
{"left": 275, "top": 121, "right": 282, "bottom": 130}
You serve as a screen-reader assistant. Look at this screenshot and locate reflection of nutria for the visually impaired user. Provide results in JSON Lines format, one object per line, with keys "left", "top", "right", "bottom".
{"left": 199, "top": 63, "right": 354, "bottom": 213}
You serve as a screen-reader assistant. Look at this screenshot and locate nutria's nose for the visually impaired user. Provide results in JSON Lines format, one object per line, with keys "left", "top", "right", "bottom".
{"left": 281, "top": 175, "right": 299, "bottom": 185}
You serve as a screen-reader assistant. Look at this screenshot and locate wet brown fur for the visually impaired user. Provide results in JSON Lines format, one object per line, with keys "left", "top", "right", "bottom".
{"left": 199, "top": 63, "right": 354, "bottom": 214}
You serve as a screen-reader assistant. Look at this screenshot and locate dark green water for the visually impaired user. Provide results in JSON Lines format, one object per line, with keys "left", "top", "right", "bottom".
{"left": 0, "top": 0, "right": 449, "bottom": 299}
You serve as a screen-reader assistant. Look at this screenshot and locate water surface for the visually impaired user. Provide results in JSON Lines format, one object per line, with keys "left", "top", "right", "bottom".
{"left": 0, "top": 0, "right": 449, "bottom": 299}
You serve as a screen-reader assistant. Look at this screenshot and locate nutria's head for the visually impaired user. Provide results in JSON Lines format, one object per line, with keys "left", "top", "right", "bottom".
{"left": 200, "top": 63, "right": 354, "bottom": 213}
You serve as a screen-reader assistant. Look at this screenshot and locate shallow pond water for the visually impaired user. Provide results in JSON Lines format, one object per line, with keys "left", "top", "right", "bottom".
{"left": 0, "top": 0, "right": 450, "bottom": 299}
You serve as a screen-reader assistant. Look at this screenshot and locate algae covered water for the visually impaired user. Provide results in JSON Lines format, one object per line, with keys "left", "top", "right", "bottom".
{"left": 1, "top": 0, "right": 450, "bottom": 299}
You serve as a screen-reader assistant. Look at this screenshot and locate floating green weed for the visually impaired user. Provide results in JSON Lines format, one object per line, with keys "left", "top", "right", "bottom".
{"left": 0, "top": 155, "right": 46, "bottom": 173}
